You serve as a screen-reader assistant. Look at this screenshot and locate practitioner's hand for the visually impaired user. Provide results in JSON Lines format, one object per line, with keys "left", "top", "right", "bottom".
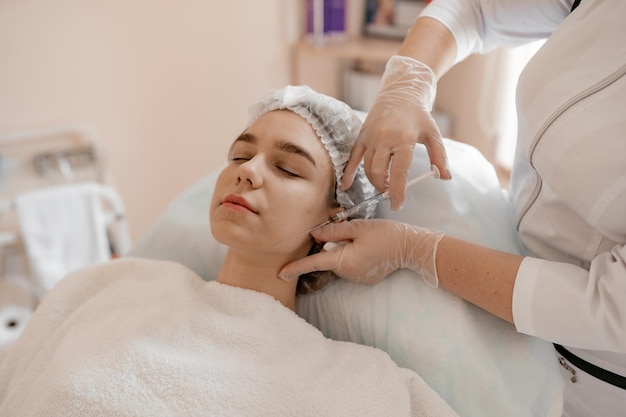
{"left": 279, "top": 219, "right": 445, "bottom": 287}
{"left": 342, "top": 55, "right": 451, "bottom": 210}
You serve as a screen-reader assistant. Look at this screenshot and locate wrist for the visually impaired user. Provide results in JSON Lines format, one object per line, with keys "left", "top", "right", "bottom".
{"left": 404, "top": 226, "right": 445, "bottom": 288}
{"left": 380, "top": 55, "right": 437, "bottom": 111}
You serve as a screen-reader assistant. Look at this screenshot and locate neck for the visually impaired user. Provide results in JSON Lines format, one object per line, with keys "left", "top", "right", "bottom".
{"left": 216, "top": 249, "right": 299, "bottom": 312}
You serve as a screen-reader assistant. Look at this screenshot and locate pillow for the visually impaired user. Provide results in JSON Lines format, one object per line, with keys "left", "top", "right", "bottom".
{"left": 129, "top": 167, "right": 227, "bottom": 282}
{"left": 129, "top": 138, "right": 563, "bottom": 417}
{"left": 297, "top": 140, "right": 563, "bottom": 416}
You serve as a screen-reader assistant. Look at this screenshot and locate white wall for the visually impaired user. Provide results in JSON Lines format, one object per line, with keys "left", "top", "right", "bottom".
{"left": 0, "top": 0, "right": 298, "bottom": 241}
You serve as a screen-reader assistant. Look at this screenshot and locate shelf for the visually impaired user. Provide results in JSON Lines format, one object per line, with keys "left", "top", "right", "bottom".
{"left": 293, "top": 37, "right": 401, "bottom": 99}
{"left": 296, "top": 37, "right": 401, "bottom": 62}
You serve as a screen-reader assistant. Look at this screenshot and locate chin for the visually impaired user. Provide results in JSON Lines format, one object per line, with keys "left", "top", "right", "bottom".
{"left": 211, "top": 220, "right": 266, "bottom": 252}
{"left": 211, "top": 213, "right": 314, "bottom": 255}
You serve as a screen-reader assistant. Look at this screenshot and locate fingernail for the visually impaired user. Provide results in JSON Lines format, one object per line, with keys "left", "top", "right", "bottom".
{"left": 323, "top": 242, "right": 340, "bottom": 251}
{"left": 323, "top": 240, "right": 349, "bottom": 251}
{"left": 392, "top": 202, "right": 404, "bottom": 211}
{"left": 279, "top": 273, "right": 297, "bottom": 282}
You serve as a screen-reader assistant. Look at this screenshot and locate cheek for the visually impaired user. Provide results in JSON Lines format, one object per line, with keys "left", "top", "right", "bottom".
{"left": 210, "top": 170, "right": 230, "bottom": 213}
{"left": 267, "top": 195, "right": 324, "bottom": 250}
{"left": 294, "top": 183, "right": 333, "bottom": 220}
{"left": 302, "top": 197, "right": 329, "bottom": 219}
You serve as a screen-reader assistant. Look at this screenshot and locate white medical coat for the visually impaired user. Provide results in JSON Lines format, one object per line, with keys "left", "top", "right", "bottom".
{"left": 422, "top": 0, "right": 625, "bottom": 414}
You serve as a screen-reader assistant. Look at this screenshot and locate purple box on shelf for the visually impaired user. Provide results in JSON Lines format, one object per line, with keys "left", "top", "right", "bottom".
{"left": 306, "top": 0, "right": 346, "bottom": 40}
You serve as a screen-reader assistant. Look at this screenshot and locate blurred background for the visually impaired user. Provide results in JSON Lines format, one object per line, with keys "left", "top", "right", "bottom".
{"left": 0, "top": 0, "right": 537, "bottom": 243}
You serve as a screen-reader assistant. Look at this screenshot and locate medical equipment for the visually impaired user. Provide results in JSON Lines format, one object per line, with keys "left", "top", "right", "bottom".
{"left": 309, "top": 165, "right": 440, "bottom": 232}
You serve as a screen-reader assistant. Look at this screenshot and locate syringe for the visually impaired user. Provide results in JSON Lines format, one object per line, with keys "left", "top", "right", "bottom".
{"left": 311, "top": 165, "right": 440, "bottom": 231}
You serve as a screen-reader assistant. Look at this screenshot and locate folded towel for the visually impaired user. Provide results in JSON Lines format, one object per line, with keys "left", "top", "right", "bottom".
{"left": 0, "top": 258, "right": 460, "bottom": 417}
{"left": 15, "top": 182, "right": 123, "bottom": 292}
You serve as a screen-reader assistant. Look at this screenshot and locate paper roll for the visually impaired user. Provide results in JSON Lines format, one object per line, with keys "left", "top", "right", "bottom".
{"left": 0, "top": 305, "right": 33, "bottom": 349}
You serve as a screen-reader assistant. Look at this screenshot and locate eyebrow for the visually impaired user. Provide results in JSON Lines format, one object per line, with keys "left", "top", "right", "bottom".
{"left": 233, "top": 132, "right": 317, "bottom": 167}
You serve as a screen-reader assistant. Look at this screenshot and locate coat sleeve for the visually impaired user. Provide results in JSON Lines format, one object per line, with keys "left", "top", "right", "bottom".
{"left": 420, "top": 0, "right": 573, "bottom": 63}
{"left": 513, "top": 245, "right": 626, "bottom": 353}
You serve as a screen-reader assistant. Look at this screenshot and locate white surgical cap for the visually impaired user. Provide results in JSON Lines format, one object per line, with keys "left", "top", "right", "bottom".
{"left": 247, "top": 85, "right": 377, "bottom": 219}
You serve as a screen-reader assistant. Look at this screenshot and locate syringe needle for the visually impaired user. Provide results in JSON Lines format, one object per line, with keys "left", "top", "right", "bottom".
{"left": 324, "top": 165, "right": 440, "bottom": 225}
{"left": 273, "top": 165, "right": 440, "bottom": 249}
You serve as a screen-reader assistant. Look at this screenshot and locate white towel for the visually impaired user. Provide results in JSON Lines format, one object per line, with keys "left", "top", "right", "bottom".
{"left": 15, "top": 182, "right": 114, "bottom": 292}
{"left": 0, "top": 258, "right": 460, "bottom": 417}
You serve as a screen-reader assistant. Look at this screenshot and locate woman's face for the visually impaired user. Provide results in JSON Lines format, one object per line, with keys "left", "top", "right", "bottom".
{"left": 210, "top": 110, "right": 338, "bottom": 256}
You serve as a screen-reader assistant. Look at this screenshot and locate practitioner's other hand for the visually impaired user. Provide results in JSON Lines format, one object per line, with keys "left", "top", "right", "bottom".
{"left": 279, "top": 219, "right": 445, "bottom": 287}
{"left": 342, "top": 55, "right": 451, "bottom": 210}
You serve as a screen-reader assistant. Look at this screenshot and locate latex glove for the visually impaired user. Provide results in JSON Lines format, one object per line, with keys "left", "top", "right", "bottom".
{"left": 342, "top": 55, "right": 451, "bottom": 210}
{"left": 279, "top": 219, "right": 445, "bottom": 287}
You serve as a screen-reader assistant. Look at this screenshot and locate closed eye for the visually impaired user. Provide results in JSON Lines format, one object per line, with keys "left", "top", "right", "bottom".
{"left": 230, "top": 156, "right": 250, "bottom": 163}
{"left": 277, "top": 166, "right": 299, "bottom": 178}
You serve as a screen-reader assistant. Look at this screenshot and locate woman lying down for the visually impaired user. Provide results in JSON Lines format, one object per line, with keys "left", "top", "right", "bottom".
{"left": 0, "top": 86, "right": 459, "bottom": 417}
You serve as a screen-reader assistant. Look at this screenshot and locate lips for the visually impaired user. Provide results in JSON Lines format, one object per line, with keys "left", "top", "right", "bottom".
{"left": 221, "top": 194, "right": 258, "bottom": 214}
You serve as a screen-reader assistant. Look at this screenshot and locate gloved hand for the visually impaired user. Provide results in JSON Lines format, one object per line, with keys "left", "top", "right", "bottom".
{"left": 278, "top": 219, "right": 445, "bottom": 288}
{"left": 342, "top": 55, "right": 451, "bottom": 210}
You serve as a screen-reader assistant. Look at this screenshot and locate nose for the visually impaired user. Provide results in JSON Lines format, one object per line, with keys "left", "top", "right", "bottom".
{"left": 235, "top": 157, "right": 263, "bottom": 188}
